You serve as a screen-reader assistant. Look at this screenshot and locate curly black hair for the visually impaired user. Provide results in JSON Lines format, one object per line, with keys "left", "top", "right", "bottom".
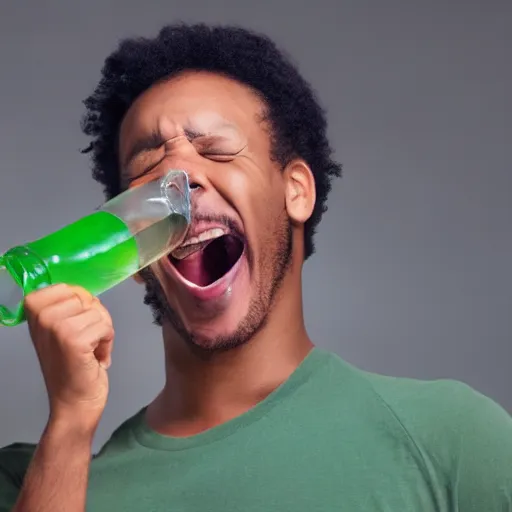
{"left": 81, "top": 23, "right": 342, "bottom": 259}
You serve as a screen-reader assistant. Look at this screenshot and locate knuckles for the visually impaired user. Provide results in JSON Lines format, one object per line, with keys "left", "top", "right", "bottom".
{"left": 34, "top": 308, "right": 55, "bottom": 331}
{"left": 52, "top": 317, "right": 81, "bottom": 342}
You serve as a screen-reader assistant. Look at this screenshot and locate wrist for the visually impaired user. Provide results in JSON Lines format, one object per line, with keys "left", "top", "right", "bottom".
{"left": 45, "top": 413, "right": 98, "bottom": 448}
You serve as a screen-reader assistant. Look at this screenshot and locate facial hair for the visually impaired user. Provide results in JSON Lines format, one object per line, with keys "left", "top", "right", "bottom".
{"left": 139, "top": 209, "right": 293, "bottom": 353}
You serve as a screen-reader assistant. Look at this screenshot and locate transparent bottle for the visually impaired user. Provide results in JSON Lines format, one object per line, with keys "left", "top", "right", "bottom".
{"left": 0, "top": 170, "right": 191, "bottom": 327}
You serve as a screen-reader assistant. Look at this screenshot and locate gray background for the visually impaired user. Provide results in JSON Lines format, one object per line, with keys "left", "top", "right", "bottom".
{"left": 0, "top": 1, "right": 510, "bottom": 452}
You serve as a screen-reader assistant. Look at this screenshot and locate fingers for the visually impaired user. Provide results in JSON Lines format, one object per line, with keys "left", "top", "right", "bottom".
{"left": 76, "top": 319, "right": 115, "bottom": 368}
{"left": 89, "top": 300, "right": 115, "bottom": 369}
{"left": 31, "top": 295, "right": 88, "bottom": 330}
{"left": 25, "top": 284, "right": 95, "bottom": 323}
{"left": 25, "top": 284, "right": 114, "bottom": 365}
{"left": 68, "top": 286, "right": 97, "bottom": 310}
{"left": 53, "top": 308, "right": 106, "bottom": 347}
{"left": 94, "top": 336, "right": 114, "bottom": 370}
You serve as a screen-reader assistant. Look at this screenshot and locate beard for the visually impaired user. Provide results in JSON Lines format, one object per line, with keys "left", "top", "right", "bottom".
{"left": 138, "top": 210, "right": 293, "bottom": 353}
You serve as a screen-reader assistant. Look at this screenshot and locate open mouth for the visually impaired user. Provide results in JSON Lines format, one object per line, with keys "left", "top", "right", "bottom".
{"left": 169, "top": 233, "right": 245, "bottom": 287}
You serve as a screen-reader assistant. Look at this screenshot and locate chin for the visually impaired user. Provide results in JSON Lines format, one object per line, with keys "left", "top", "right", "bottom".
{"left": 172, "top": 288, "right": 254, "bottom": 346}
{"left": 163, "top": 286, "right": 266, "bottom": 353}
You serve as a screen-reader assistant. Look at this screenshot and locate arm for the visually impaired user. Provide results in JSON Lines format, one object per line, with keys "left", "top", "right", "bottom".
{"left": 369, "top": 374, "right": 512, "bottom": 510}
{"left": 3, "top": 284, "right": 114, "bottom": 512}
{"left": 451, "top": 385, "right": 512, "bottom": 511}
{"left": 12, "top": 421, "right": 93, "bottom": 512}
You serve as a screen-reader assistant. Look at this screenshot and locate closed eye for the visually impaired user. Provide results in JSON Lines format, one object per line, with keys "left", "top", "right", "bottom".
{"left": 202, "top": 152, "right": 237, "bottom": 162}
{"left": 124, "top": 157, "right": 165, "bottom": 184}
{"left": 201, "top": 146, "right": 245, "bottom": 162}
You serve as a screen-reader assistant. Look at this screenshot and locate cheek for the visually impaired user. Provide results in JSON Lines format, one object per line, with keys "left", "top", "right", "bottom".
{"left": 225, "top": 158, "right": 284, "bottom": 209}
{"left": 247, "top": 186, "right": 288, "bottom": 261}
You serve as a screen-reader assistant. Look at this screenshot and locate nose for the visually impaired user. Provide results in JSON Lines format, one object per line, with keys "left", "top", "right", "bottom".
{"left": 160, "top": 137, "right": 208, "bottom": 194}
{"left": 179, "top": 159, "right": 208, "bottom": 195}
{"left": 184, "top": 169, "right": 206, "bottom": 219}
{"left": 185, "top": 169, "right": 208, "bottom": 198}
{"left": 189, "top": 180, "right": 202, "bottom": 191}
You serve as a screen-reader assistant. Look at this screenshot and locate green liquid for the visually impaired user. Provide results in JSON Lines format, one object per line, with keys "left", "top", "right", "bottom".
{"left": 0, "top": 211, "right": 138, "bottom": 326}
{"left": 27, "top": 210, "right": 139, "bottom": 296}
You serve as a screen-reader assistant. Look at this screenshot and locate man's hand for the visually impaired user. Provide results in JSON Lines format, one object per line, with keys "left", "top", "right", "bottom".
{"left": 11, "top": 284, "right": 114, "bottom": 512}
{"left": 25, "top": 283, "right": 114, "bottom": 434}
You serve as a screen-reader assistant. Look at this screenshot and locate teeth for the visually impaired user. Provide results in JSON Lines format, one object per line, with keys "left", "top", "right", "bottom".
{"left": 181, "top": 228, "right": 225, "bottom": 248}
{"left": 171, "top": 228, "right": 226, "bottom": 260}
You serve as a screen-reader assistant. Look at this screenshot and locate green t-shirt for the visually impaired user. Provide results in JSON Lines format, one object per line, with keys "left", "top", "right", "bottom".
{"left": 1, "top": 348, "right": 511, "bottom": 511}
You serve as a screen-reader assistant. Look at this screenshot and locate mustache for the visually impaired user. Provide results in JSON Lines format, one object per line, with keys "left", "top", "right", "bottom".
{"left": 189, "top": 212, "right": 245, "bottom": 240}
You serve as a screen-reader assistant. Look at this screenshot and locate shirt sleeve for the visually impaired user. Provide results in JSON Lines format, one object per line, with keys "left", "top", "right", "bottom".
{"left": 370, "top": 373, "right": 512, "bottom": 511}
{"left": 449, "top": 384, "right": 512, "bottom": 511}
{"left": 0, "top": 443, "right": 35, "bottom": 512}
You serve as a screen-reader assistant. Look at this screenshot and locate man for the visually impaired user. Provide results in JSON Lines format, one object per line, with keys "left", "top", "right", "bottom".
{"left": 0, "top": 23, "right": 511, "bottom": 512}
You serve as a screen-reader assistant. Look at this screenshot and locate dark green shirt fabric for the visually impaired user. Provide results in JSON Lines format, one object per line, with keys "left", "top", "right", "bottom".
{"left": 1, "top": 348, "right": 511, "bottom": 511}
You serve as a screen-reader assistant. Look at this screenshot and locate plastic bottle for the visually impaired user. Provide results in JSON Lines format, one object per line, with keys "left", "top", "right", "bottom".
{"left": 0, "top": 170, "right": 191, "bottom": 327}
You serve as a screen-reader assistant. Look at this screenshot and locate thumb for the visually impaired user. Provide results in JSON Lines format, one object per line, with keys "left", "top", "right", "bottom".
{"left": 94, "top": 335, "right": 114, "bottom": 370}
{"left": 91, "top": 299, "right": 115, "bottom": 369}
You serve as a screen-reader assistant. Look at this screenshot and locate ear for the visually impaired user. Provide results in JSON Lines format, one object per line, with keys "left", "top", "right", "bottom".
{"left": 284, "top": 159, "right": 316, "bottom": 224}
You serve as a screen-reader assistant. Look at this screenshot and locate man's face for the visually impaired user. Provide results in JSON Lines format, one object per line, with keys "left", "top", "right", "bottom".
{"left": 118, "top": 71, "right": 297, "bottom": 351}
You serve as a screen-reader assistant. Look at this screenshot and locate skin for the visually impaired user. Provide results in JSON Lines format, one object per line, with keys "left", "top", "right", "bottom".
{"left": 13, "top": 70, "right": 317, "bottom": 510}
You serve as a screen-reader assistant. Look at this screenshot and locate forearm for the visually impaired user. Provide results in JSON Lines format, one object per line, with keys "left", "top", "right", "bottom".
{"left": 12, "top": 420, "right": 93, "bottom": 512}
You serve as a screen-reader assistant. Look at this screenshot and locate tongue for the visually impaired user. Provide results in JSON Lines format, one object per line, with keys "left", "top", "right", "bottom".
{"left": 172, "top": 235, "right": 244, "bottom": 287}
{"left": 173, "top": 237, "right": 232, "bottom": 287}
{"left": 174, "top": 249, "right": 211, "bottom": 287}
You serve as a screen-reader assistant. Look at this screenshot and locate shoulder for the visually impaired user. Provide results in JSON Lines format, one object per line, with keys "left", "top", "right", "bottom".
{"left": 358, "top": 366, "right": 512, "bottom": 510}
{"left": 360, "top": 367, "right": 512, "bottom": 447}
{"left": 0, "top": 442, "right": 36, "bottom": 511}
{"left": 321, "top": 350, "right": 512, "bottom": 509}
{"left": 319, "top": 349, "right": 510, "bottom": 427}
{"left": 0, "top": 442, "right": 35, "bottom": 481}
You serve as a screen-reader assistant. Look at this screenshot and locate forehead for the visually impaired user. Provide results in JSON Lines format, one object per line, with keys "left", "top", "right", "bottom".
{"left": 119, "top": 71, "right": 266, "bottom": 157}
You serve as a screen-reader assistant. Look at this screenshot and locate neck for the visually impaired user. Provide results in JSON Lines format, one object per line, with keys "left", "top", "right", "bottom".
{"left": 146, "top": 266, "right": 313, "bottom": 437}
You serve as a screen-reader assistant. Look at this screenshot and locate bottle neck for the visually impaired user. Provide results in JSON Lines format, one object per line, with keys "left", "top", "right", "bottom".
{"left": 0, "top": 246, "right": 51, "bottom": 326}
